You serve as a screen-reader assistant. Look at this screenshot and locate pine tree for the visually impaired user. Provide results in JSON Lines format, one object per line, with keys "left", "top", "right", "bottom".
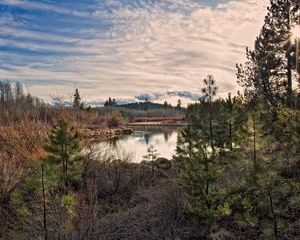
{"left": 177, "top": 78, "right": 231, "bottom": 226}
{"left": 273, "top": 106, "right": 300, "bottom": 175}
{"left": 179, "top": 140, "right": 229, "bottom": 224}
{"left": 265, "top": 0, "right": 299, "bottom": 106}
{"left": 231, "top": 103, "right": 300, "bottom": 239}
{"left": 143, "top": 144, "right": 159, "bottom": 176}
{"left": 10, "top": 144, "right": 78, "bottom": 239}
{"left": 10, "top": 159, "right": 52, "bottom": 240}
{"left": 44, "top": 119, "right": 82, "bottom": 187}
{"left": 176, "top": 99, "right": 182, "bottom": 110}
{"left": 12, "top": 119, "right": 82, "bottom": 238}
{"left": 225, "top": 93, "right": 248, "bottom": 150}
{"left": 144, "top": 97, "right": 149, "bottom": 110}
{"left": 237, "top": 0, "right": 300, "bottom": 107}
{"left": 73, "top": 89, "right": 81, "bottom": 110}
{"left": 86, "top": 105, "right": 93, "bottom": 112}
{"left": 176, "top": 125, "right": 199, "bottom": 161}
{"left": 112, "top": 98, "right": 116, "bottom": 106}
{"left": 163, "top": 101, "right": 169, "bottom": 109}
{"left": 202, "top": 75, "right": 217, "bottom": 151}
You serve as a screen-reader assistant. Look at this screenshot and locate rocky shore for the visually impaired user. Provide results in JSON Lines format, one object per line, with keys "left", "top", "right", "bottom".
{"left": 79, "top": 126, "right": 133, "bottom": 141}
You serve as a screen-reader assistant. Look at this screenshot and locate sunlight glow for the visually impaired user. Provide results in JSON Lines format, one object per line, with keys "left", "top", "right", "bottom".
{"left": 292, "top": 25, "right": 300, "bottom": 39}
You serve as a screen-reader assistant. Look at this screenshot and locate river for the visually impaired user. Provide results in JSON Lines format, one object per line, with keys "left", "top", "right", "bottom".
{"left": 92, "top": 126, "right": 182, "bottom": 162}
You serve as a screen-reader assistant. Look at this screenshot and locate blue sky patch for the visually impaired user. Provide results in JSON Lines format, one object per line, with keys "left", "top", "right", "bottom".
{"left": 0, "top": 0, "right": 268, "bottom": 105}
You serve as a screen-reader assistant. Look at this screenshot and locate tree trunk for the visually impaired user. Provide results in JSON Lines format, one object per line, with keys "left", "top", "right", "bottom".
{"left": 287, "top": 56, "right": 293, "bottom": 107}
{"left": 205, "top": 161, "right": 210, "bottom": 209}
{"left": 252, "top": 115, "right": 257, "bottom": 167}
{"left": 267, "top": 184, "right": 278, "bottom": 239}
{"left": 41, "top": 164, "right": 48, "bottom": 240}
{"left": 209, "top": 99, "right": 214, "bottom": 151}
{"left": 286, "top": 1, "right": 293, "bottom": 108}
{"left": 229, "top": 121, "right": 233, "bottom": 150}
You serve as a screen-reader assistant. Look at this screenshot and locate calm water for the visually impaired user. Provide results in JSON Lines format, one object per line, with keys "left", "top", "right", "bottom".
{"left": 93, "top": 127, "right": 182, "bottom": 162}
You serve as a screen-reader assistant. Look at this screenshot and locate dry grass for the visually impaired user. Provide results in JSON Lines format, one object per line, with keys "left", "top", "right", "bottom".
{"left": 0, "top": 120, "right": 48, "bottom": 203}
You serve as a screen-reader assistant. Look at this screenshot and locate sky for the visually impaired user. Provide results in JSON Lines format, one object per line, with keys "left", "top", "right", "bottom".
{"left": 0, "top": 0, "right": 269, "bottom": 106}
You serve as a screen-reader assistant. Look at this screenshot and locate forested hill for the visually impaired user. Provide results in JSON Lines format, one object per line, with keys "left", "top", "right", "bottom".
{"left": 116, "top": 102, "right": 166, "bottom": 110}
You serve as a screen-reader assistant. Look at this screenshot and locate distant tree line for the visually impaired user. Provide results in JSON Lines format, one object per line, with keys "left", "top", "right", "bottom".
{"left": 104, "top": 97, "right": 117, "bottom": 107}
{"left": 103, "top": 96, "right": 184, "bottom": 111}
{"left": 96, "top": 106, "right": 185, "bottom": 119}
{"left": 0, "top": 80, "right": 48, "bottom": 125}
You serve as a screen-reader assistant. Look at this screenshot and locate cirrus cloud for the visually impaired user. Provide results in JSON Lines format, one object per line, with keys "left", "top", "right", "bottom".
{"left": 0, "top": 0, "right": 269, "bottom": 104}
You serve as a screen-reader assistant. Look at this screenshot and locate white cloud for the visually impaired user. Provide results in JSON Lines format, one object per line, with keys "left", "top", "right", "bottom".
{"left": 0, "top": 0, "right": 269, "bottom": 103}
{"left": 1, "top": 0, "right": 90, "bottom": 17}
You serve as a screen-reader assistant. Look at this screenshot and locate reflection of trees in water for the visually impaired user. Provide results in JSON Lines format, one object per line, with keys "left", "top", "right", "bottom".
{"left": 162, "top": 127, "right": 177, "bottom": 142}
{"left": 106, "top": 135, "right": 130, "bottom": 151}
{"left": 105, "top": 126, "right": 182, "bottom": 149}
{"left": 101, "top": 137, "right": 134, "bottom": 162}
{"left": 142, "top": 127, "right": 180, "bottom": 145}
{"left": 143, "top": 131, "right": 162, "bottom": 145}
{"left": 96, "top": 126, "right": 182, "bottom": 161}
{"left": 107, "top": 137, "right": 119, "bottom": 149}
{"left": 163, "top": 131, "right": 169, "bottom": 142}
{"left": 144, "top": 134, "right": 150, "bottom": 145}
{"left": 129, "top": 126, "right": 181, "bottom": 145}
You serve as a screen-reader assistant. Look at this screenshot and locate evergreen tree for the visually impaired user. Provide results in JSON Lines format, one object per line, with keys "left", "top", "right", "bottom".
{"left": 11, "top": 157, "right": 78, "bottom": 239}
{"left": 143, "top": 144, "right": 159, "bottom": 176}
{"left": 265, "top": 0, "right": 299, "bottom": 106}
{"left": 112, "top": 98, "right": 117, "bottom": 106}
{"left": 176, "top": 125, "right": 199, "bottom": 161}
{"left": 273, "top": 106, "right": 300, "bottom": 175}
{"left": 237, "top": 0, "right": 300, "bottom": 107}
{"left": 218, "top": 93, "right": 246, "bottom": 151}
{"left": 86, "top": 105, "right": 93, "bottom": 112}
{"left": 10, "top": 120, "right": 82, "bottom": 239}
{"left": 163, "top": 101, "right": 169, "bottom": 109}
{"left": 229, "top": 101, "right": 300, "bottom": 239}
{"left": 240, "top": 122, "right": 276, "bottom": 238}
{"left": 73, "top": 89, "right": 81, "bottom": 110}
{"left": 176, "top": 99, "right": 182, "bottom": 110}
{"left": 144, "top": 97, "right": 149, "bottom": 110}
{"left": 179, "top": 140, "right": 230, "bottom": 224}
{"left": 202, "top": 75, "right": 217, "bottom": 151}
{"left": 178, "top": 77, "right": 232, "bottom": 227}
{"left": 44, "top": 119, "right": 82, "bottom": 187}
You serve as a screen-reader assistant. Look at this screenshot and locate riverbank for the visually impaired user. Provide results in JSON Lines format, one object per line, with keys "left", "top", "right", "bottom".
{"left": 79, "top": 126, "right": 133, "bottom": 141}
{"left": 79, "top": 119, "right": 186, "bottom": 141}
{"left": 129, "top": 117, "right": 187, "bottom": 127}
{"left": 128, "top": 122, "right": 187, "bottom": 127}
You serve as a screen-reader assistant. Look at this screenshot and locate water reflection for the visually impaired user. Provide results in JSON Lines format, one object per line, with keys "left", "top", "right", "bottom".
{"left": 93, "top": 127, "right": 182, "bottom": 162}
